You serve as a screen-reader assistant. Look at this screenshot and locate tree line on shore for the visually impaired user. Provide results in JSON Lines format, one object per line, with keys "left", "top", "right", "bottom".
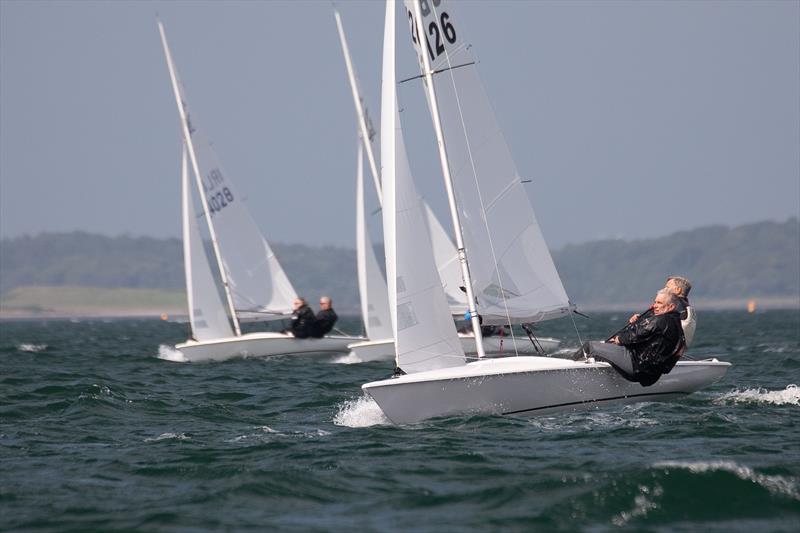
{"left": 1, "top": 218, "right": 797, "bottom": 312}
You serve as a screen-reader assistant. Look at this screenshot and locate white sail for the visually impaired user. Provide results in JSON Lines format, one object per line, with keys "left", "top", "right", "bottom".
{"left": 423, "top": 203, "right": 466, "bottom": 313}
{"left": 382, "top": 0, "right": 465, "bottom": 374}
{"left": 403, "top": 0, "right": 571, "bottom": 325}
{"left": 189, "top": 128, "right": 297, "bottom": 320}
{"left": 158, "top": 21, "right": 296, "bottom": 324}
{"left": 181, "top": 144, "right": 234, "bottom": 340}
{"left": 334, "top": 7, "right": 466, "bottom": 319}
{"left": 356, "top": 142, "right": 393, "bottom": 341}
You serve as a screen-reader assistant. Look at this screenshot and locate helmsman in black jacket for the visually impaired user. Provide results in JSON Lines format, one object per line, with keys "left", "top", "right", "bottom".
{"left": 576, "top": 290, "right": 685, "bottom": 386}
{"left": 312, "top": 296, "right": 338, "bottom": 338}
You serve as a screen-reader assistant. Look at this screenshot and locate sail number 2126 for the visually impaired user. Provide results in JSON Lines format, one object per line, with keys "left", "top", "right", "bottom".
{"left": 407, "top": 0, "right": 457, "bottom": 62}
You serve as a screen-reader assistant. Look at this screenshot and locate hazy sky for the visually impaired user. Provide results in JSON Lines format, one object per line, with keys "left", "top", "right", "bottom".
{"left": 1, "top": 0, "right": 798, "bottom": 250}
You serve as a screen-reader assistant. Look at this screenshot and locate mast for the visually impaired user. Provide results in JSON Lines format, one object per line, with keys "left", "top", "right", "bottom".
{"left": 333, "top": 9, "right": 383, "bottom": 204}
{"left": 180, "top": 142, "right": 196, "bottom": 335}
{"left": 157, "top": 20, "right": 241, "bottom": 336}
{"left": 408, "top": 0, "right": 485, "bottom": 358}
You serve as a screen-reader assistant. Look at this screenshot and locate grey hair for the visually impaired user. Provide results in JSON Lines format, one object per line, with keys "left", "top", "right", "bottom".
{"left": 320, "top": 296, "right": 332, "bottom": 304}
{"left": 657, "top": 289, "right": 679, "bottom": 307}
{"left": 667, "top": 275, "right": 692, "bottom": 296}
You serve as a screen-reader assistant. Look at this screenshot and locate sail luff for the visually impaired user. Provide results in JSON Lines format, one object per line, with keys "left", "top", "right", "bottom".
{"left": 407, "top": 0, "right": 485, "bottom": 358}
{"left": 157, "top": 19, "right": 241, "bottom": 336}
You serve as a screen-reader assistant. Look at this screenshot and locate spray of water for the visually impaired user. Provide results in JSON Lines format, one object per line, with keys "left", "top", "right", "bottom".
{"left": 157, "top": 344, "right": 187, "bottom": 362}
{"left": 333, "top": 395, "right": 390, "bottom": 427}
{"left": 715, "top": 384, "right": 799, "bottom": 406}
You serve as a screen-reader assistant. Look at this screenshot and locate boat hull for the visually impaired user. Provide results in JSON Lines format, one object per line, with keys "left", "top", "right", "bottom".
{"left": 347, "top": 335, "right": 561, "bottom": 362}
{"left": 362, "top": 356, "right": 731, "bottom": 424}
{"left": 174, "top": 332, "right": 361, "bottom": 362}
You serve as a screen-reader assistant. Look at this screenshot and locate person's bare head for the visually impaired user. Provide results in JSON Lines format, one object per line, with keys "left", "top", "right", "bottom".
{"left": 665, "top": 276, "right": 691, "bottom": 297}
{"left": 652, "top": 289, "right": 678, "bottom": 315}
{"left": 293, "top": 297, "right": 306, "bottom": 310}
{"left": 319, "top": 296, "right": 332, "bottom": 310}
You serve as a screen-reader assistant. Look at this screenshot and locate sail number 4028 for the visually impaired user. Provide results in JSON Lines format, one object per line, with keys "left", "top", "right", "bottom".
{"left": 408, "top": 1, "right": 457, "bottom": 62}
{"left": 208, "top": 187, "right": 234, "bottom": 215}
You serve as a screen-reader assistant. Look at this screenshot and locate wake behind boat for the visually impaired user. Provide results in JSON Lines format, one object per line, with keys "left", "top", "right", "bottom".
{"left": 361, "top": 0, "right": 729, "bottom": 423}
{"left": 158, "top": 20, "right": 359, "bottom": 363}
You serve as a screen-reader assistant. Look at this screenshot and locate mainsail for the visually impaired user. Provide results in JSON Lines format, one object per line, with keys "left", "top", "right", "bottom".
{"left": 382, "top": 0, "right": 465, "bottom": 373}
{"left": 402, "top": 0, "right": 571, "bottom": 325}
{"left": 181, "top": 144, "right": 234, "bottom": 340}
{"left": 158, "top": 20, "right": 297, "bottom": 331}
{"left": 333, "top": 6, "right": 467, "bottom": 319}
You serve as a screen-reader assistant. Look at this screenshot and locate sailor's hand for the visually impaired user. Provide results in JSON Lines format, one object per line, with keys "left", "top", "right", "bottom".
{"left": 629, "top": 314, "right": 639, "bottom": 323}
{"left": 609, "top": 336, "right": 620, "bottom": 344}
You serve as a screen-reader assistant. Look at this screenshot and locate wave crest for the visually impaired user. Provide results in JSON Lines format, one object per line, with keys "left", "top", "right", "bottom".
{"left": 716, "top": 384, "right": 799, "bottom": 406}
{"left": 654, "top": 460, "right": 800, "bottom": 500}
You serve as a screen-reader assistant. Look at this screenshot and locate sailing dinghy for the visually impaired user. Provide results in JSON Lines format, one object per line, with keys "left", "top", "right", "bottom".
{"left": 362, "top": 1, "right": 729, "bottom": 424}
{"left": 158, "top": 21, "right": 359, "bottom": 362}
{"left": 333, "top": 9, "right": 558, "bottom": 361}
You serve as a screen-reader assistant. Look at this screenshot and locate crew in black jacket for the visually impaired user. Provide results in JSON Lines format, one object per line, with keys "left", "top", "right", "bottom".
{"left": 575, "top": 290, "right": 685, "bottom": 386}
{"left": 312, "top": 296, "right": 338, "bottom": 338}
{"left": 289, "top": 297, "right": 316, "bottom": 339}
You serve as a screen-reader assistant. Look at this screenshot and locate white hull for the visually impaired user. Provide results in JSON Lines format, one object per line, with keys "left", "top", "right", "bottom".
{"left": 347, "top": 334, "right": 561, "bottom": 362}
{"left": 174, "top": 332, "right": 362, "bottom": 362}
{"left": 363, "top": 356, "right": 731, "bottom": 424}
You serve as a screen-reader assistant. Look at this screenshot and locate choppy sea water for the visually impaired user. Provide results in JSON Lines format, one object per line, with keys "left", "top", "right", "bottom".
{"left": 1, "top": 310, "right": 798, "bottom": 532}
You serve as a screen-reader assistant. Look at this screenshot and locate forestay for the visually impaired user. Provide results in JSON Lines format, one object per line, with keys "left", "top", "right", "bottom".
{"left": 402, "top": 0, "right": 571, "bottom": 325}
{"left": 382, "top": 0, "right": 465, "bottom": 374}
{"left": 181, "top": 144, "right": 234, "bottom": 340}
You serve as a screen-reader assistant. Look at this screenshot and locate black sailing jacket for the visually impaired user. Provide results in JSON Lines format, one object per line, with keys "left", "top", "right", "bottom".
{"left": 290, "top": 305, "right": 317, "bottom": 339}
{"left": 618, "top": 310, "right": 684, "bottom": 386}
{"left": 313, "top": 308, "right": 338, "bottom": 338}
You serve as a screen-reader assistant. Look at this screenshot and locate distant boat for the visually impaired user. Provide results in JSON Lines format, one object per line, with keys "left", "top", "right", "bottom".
{"left": 332, "top": 8, "right": 558, "bottom": 362}
{"left": 158, "top": 20, "right": 359, "bottom": 362}
{"left": 361, "top": 0, "right": 729, "bottom": 424}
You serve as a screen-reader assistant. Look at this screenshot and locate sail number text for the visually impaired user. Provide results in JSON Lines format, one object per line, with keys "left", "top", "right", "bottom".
{"left": 407, "top": 0, "right": 457, "bottom": 62}
{"left": 202, "top": 168, "right": 234, "bottom": 216}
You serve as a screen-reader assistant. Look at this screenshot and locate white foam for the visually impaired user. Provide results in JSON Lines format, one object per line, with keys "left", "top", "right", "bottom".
{"left": 654, "top": 460, "right": 800, "bottom": 500}
{"left": 18, "top": 343, "right": 47, "bottom": 353}
{"left": 144, "top": 432, "right": 189, "bottom": 442}
{"left": 612, "top": 483, "right": 663, "bottom": 526}
{"left": 715, "top": 384, "right": 799, "bottom": 406}
{"left": 331, "top": 352, "right": 364, "bottom": 365}
{"left": 157, "top": 344, "right": 187, "bottom": 362}
{"left": 333, "top": 395, "right": 390, "bottom": 427}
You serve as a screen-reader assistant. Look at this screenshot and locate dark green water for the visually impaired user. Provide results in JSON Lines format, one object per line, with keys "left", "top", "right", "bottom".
{"left": 2, "top": 311, "right": 798, "bottom": 532}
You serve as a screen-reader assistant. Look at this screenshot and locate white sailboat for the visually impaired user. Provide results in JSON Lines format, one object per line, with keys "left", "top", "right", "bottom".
{"left": 362, "top": 1, "right": 729, "bottom": 424}
{"left": 333, "top": 9, "right": 558, "bottom": 361}
{"left": 158, "top": 21, "right": 359, "bottom": 362}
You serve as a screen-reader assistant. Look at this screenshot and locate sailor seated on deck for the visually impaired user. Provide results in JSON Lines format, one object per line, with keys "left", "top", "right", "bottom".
{"left": 629, "top": 275, "right": 696, "bottom": 347}
{"left": 573, "top": 290, "right": 686, "bottom": 387}
{"left": 456, "top": 314, "right": 507, "bottom": 337}
{"left": 289, "top": 297, "right": 317, "bottom": 339}
{"left": 311, "top": 296, "right": 338, "bottom": 338}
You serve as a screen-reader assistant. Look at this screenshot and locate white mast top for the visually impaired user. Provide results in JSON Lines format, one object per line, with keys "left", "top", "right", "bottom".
{"left": 334, "top": 8, "right": 383, "bottom": 205}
